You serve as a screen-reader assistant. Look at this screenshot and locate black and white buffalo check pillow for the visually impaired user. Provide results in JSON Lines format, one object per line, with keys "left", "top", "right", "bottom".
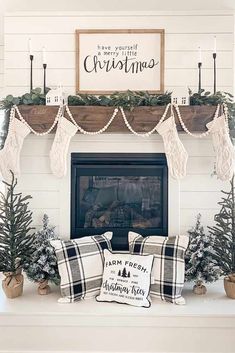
{"left": 128, "top": 232, "right": 189, "bottom": 305}
{"left": 51, "top": 232, "right": 112, "bottom": 303}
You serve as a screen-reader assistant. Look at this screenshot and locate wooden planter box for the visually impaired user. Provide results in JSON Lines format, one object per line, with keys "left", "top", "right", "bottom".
{"left": 17, "top": 105, "right": 218, "bottom": 133}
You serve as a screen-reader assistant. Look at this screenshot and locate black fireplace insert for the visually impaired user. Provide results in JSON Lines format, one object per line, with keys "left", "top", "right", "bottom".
{"left": 71, "top": 153, "right": 168, "bottom": 250}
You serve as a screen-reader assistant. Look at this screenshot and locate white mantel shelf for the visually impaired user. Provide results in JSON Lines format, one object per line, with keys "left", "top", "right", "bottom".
{"left": 0, "top": 277, "right": 235, "bottom": 353}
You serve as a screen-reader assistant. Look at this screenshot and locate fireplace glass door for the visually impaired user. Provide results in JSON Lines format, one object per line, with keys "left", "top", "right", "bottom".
{"left": 71, "top": 153, "right": 168, "bottom": 250}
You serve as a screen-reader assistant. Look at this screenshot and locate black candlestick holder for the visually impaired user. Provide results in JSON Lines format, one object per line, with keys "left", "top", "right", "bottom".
{"left": 30, "top": 55, "right": 34, "bottom": 92}
{"left": 198, "top": 62, "right": 202, "bottom": 94}
{"left": 213, "top": 52, "right": 217, "bottom": 95}
{"left": 43, "top": 63, "right": 47, "bottom": 95}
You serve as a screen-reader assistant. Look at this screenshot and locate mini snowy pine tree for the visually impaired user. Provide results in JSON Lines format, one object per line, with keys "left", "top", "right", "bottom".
{"left": 24, "top": 214, "right": 60, "bottom": 292}
{"left": 185, "top": 214, "right": 221, "bottom": 291}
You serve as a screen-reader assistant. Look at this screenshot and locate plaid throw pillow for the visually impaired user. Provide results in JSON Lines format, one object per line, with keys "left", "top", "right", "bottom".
{"left": 51, "top": 232, "right": 113, "bottom": 303}
{"left": 128, "top": 232, "right": 189, "bottom": 305}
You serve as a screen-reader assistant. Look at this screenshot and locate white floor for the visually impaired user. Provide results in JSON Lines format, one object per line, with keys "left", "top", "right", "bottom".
{"left": 0, "top": 276, "right": 235, "bottom": 353}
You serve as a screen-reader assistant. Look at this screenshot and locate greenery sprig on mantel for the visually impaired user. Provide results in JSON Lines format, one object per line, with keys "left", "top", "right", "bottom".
{"left": 189, "top": 89, "right": 234, "bottom": 106}
{"left": 68, "top": 90, "right": 172, "bottom": 108}
{"left": 0, "top": 87, "right": 50, "bottom": 110}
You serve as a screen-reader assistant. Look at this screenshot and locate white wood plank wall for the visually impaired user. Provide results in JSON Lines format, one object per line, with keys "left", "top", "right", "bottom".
{"left": 2, "top": 11, "right": 234, "bottom": 236}
{"left": 0, "top": 4, "right": 4, "bottom": 98}
{"left": 3, "top": 11, "right": 234, "bottom": 95}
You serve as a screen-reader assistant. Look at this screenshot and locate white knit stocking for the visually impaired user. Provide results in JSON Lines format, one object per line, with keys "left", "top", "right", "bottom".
{"left": 50, "top": 116, "right": 78, "bottom": 178}
{"left": 207, "top": 115, "right": 235, "bottom": 181}
{"left": 156, "top": 116, "right": 188, "bottom": 179}
{"left": 0, "top": 118, "right": 30, "bottom": 182}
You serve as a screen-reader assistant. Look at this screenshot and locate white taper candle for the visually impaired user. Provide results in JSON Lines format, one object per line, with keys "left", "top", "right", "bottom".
{"left": 42, "top": 47, "right": 46, "bottom": 64}
{"left": 28, "top": 38, "right": 33, "bottom": 56}
{"left": 198, "top": 47, "right": 202, "bottom": 63}
{"left": 213, "top": 36, "right": 217, "bottom": 54}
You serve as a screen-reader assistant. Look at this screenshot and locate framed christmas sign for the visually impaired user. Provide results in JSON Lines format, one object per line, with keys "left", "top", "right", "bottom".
{"left": 75, "top": 29, "right": 165, "bottom": 94}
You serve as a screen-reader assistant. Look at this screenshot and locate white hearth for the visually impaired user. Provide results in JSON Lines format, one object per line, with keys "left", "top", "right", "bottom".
{"left": 0, "top": 275, "right": 235, "bottom": 353}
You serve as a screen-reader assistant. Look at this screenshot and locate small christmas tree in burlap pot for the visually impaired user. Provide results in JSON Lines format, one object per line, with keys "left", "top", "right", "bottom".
{"left": 208, "top": 177, "right": 235, "bottom": 298}
{"left": 0, "top": 172, "right": 35, "bottom": 298}
{"left": 24, "top": 214, "right": 60, "bottom": 295}
{"left": 185, "top": 213, "right": 221, "bottom": 295}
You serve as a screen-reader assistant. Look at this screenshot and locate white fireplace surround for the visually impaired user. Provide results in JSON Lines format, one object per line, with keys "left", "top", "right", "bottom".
{"left": 16, "top": 132, "right": 228, "bottom": 238}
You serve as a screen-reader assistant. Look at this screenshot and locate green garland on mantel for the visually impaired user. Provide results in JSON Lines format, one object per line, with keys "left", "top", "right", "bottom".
{"left": 0, "top": 88, "right": 173, "bottom": 109}
{"left": 0, "top": 87, "right": 234, "bottom": 108}
{"left": 0, "top": 88, "right": 234, "bottom": 138}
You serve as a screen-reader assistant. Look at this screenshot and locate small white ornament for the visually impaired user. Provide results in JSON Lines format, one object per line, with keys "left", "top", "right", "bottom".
{"left": 46, "top": 87, "right": 68, "bottom": 106}
{"left": 171, "top": 87, "right": 190, "bottom": 106}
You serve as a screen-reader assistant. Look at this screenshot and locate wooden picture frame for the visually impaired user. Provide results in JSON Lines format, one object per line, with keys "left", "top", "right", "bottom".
{"left": 75, "top": 29, "right": 165, "bottom": 94}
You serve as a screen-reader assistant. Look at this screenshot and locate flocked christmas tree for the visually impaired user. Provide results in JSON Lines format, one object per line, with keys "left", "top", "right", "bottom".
{"left": 185, "top": 213, "right": 221, "bottom": 294}
{"left": 208, "top": 177, "right": 235, "bottom": 283}
{"left": 0, "top": 172, "right": 35, "bottom": 298}
{"left": 24, "top": 214, "right": 60, "bottom": 294}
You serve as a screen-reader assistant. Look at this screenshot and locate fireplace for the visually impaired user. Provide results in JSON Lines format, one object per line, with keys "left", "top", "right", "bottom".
{"left": 71, "top": 153, "right": 168, "bottom": 250}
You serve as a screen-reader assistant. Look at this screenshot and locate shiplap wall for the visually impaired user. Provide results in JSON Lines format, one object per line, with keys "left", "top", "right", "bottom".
{"left": 0, "top": 4, "right": 4, "bottom": 98}
{"left": 3, "top": 11, "right": 234, "bottom": 95}
{"left": 3, "top": 11, "right": 234, "bottom": 236}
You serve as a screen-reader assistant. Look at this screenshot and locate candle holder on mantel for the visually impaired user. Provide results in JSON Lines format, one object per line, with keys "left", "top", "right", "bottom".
{"left": 43, "top": 63, "right": 47, "bottom": 95}
{"left": 198, "top": 62, "right": 202, "bottom": 94}
{"left": 30, "top": 55, "right": 34, "bottom": 92}
{"left": 213, "top": 52, "right": 217, "bottom": 94}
